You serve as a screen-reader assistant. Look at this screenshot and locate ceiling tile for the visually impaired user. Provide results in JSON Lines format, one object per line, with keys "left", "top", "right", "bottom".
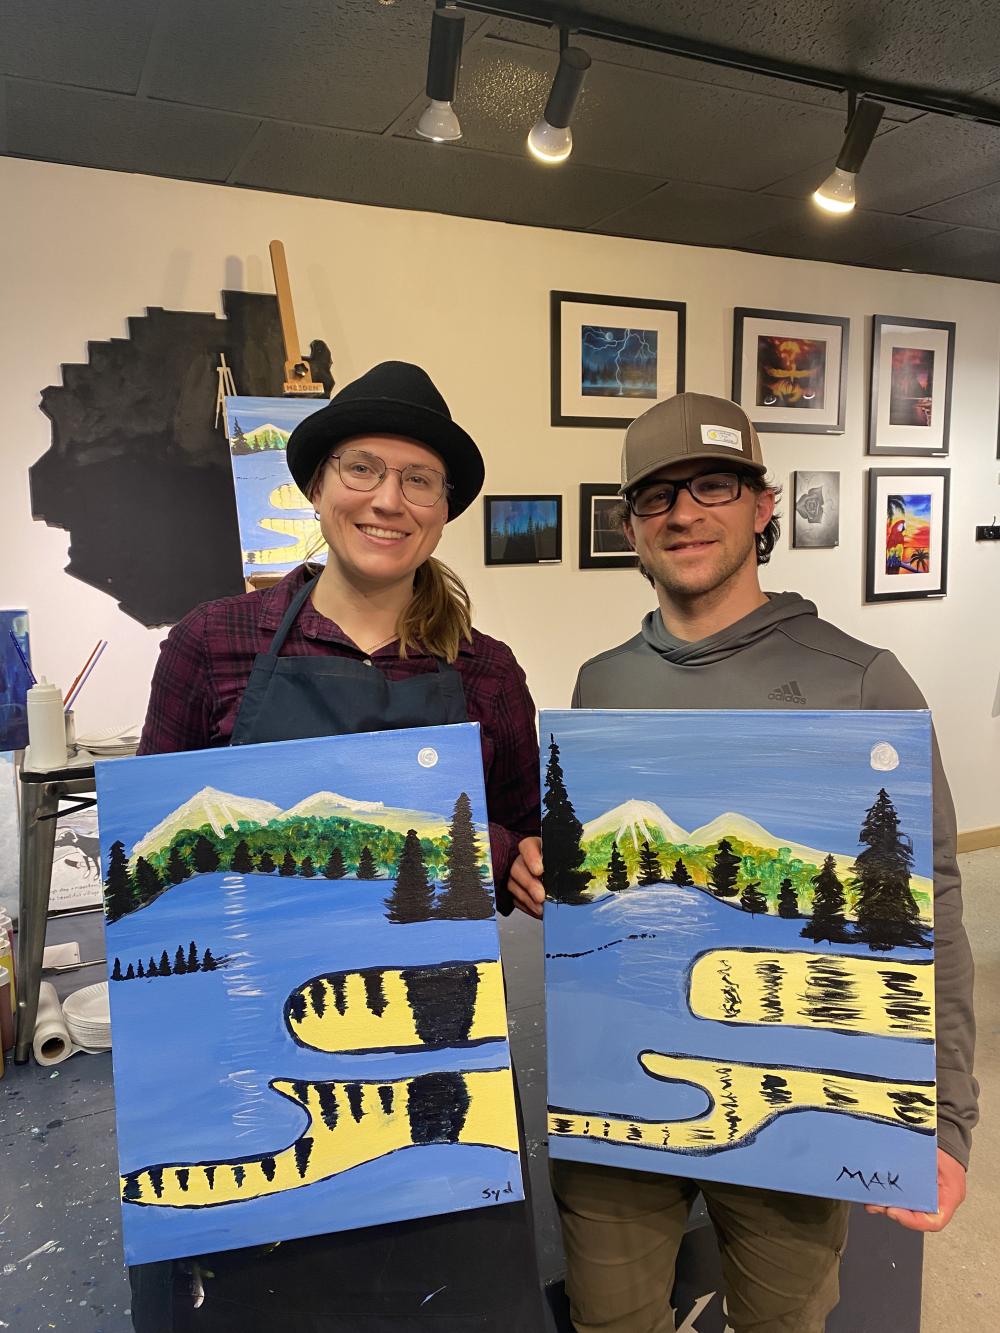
{"left": 488, "top": 22, "right": 919, "bottom": 122}
{"left": 410, "top": 38, "right": 850, "bottom": 193}
{"left": 144, "top": 0, "right": 486, "bottom": 134}
{"left": 875, "top": 225, "right": 1000, "bottom": 282}
{"left": 5, "top": 82, "right": 260, "bottom": 182}
{"left": 741, "top": 202, "right": 953, "bottom": 266}
{"left": 594, "top": 180, "right": 804, "bottom": 246}
{"left": 764, "top": 113, "right": 1000, "bottom": 214}
{"left": 233, "top": 121, "right": 665, "bottom": 230}
{"left": 0, "top": 0, "right": 158, "bottom": 93}
{"left": 913, "top": 180, "right": 1000, "bottom": 229}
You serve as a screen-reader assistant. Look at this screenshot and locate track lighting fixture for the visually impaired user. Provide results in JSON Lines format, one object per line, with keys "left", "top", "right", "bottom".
{"left": 813, "top": 96, "right": 885, "bottom": 214}
{"left": 416, "top": 4, "right": 465, "bottom": 143}
{"left": 527, "top": 41, "right": 591, "bottom": 165}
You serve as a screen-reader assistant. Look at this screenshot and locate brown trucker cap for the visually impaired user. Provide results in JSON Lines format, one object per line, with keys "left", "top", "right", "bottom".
{"left": 620, "top": 391, "right": 766, "bottom": 493}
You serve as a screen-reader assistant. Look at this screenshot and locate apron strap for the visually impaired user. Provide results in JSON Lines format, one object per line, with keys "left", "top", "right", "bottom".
{"left": 265, "top": 573, "right": 321, "bottom": 660}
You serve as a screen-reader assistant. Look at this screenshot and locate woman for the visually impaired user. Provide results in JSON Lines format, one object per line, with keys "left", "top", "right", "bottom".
{"left": 131, "top": 361, "right": 546, "bottom": 1332}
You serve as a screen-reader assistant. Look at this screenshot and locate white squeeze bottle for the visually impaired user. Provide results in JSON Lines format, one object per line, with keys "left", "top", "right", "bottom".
{"left": 27, "top": 678, "right": 68, "bottom": 769}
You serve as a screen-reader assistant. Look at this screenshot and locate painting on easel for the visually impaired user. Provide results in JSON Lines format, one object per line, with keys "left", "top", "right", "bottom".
{"left": 97, "top": 722, "right": 523, "bottom": 1264}
{"left": 542, "top": 708, "right": 937, "bottom": 1212}
{"left": 223, "top": 397, "right": 328, "bottom": 578}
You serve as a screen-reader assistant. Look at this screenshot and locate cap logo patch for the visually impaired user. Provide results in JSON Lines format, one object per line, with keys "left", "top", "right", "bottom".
{"left": 702, "top": 424, "right": 742, "bottom": 449}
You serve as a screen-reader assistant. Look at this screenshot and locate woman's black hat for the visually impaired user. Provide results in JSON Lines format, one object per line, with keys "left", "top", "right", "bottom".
{"left": 286, "top": 361, "right": 485, "bottom": 519}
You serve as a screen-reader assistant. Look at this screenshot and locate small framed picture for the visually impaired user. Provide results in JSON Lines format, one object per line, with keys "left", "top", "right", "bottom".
{"left": 732, "top": 307, "right": 849, "bottom": 434}
{"left": 579, "top": 484, "right": 637, "bottom": 569}
{"left": 551, "top": 290, "right": 686, "bottom": 428}
{"left": 792, "top": 471, "right": 840, "bottom": 549}
{"left": 865, "top": 468, "right": 950, "bottom": 603}
{"left": 484, "top": 495, "right": 562, "bottom": 567}
{"left": 867, "top": 315, "right": 955, "bottom": 456}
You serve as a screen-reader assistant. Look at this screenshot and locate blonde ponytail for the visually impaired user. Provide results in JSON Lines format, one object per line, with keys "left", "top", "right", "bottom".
{"left": 397, "top": 557, "right": 473, "bottom": 662}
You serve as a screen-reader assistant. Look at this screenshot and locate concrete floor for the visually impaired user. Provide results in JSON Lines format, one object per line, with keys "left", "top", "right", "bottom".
{"left": 0, "top": 848, "right": 995, "bottom": 1331}
{"left": 920, "top": 846, "right": 998, "bottom": 1330}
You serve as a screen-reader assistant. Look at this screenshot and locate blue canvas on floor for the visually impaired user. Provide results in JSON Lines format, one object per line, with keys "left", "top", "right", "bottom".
{"left": 542, "top": 709, "right": 937, "bottom": 1212}
{"left": 223, "top": 396, "right": 327, "bottom": 577}
{"left": 96, "top": 723, "right": 523, "bottom": 1264}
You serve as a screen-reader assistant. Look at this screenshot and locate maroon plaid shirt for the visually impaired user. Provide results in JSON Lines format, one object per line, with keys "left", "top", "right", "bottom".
{"left": 138, "top": 566, "right": 539, "bottom": 912}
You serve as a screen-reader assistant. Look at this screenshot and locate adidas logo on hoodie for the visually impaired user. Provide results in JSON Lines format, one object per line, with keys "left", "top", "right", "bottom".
{"left": 768, "top": 680, "right": 807, "bottom": 705}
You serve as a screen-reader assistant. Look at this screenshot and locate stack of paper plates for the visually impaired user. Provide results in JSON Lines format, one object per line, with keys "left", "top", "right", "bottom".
{"left": 61, "top": 981, "right": 112, "bottom": 1050}
{"left": 76, "top": 724, "right": 142, "bottom": 757}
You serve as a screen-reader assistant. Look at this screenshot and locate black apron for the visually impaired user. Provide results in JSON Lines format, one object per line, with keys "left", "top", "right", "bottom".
{"left": 130, "top": 575, "right": 545, "bottom": 1333}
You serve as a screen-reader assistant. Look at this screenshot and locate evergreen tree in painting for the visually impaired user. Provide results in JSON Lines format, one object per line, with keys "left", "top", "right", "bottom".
{"left": 279, "top": 850, "right": 297, "bottom": 877}
{"left": 133, "top": 857, "right": 163, "bottom": 908}
{"left": 777, "top": 877, "right": 800, "bottom": 919}
{"left": 386, "top": 829, "right": 435, "bottom": 924}
{"left": 436, "top": 793, "right": 493, "bottom": 919}
{"left": 103, "top": 839, "right": 132, "bottom": 922}
{"left": 740, "top": 881, "right": 768, "bottom": 916}
{"left": 111, "top": 957, "right": 123, "bottom": 981}
{"left": 136, "top": 959, "right": 145, "bottom": 978}
{"left": 300, "top": 855, "right": 316, "bottom": 879}
{"left": 801, "top": 854, "right": 848, "bottom": 943}
{"left": 257, "top": 850, "right": 276, "bottom": 874}
{"left": 357, "top": 846, "right": 380, "bottom": 880}
{"left": 672, "top": 858, "right": 694, "bottom": 887}
{"left": 636, "top": 840, "right": 662, "bottom": 886}
{"left": 709, "top": 839, "right": 740, "bottom": 898}
{"left": 323, "top": 847, "right": 346, "bottom": 879}
{"left": 202, "top": 948, "right": 218, "bottom": 971}
{"left": 193, "top": 835, "right": 220, "bottom": 874}
{"left": 124, "top": 962, "right": 135, "bottom": 980}
{"left": 541, "top": 734, "right": 592, "bottom": 905}
{"left": 174, "top": 945, "right": 188, "bottom": 976}
{"left": 187, "top": 941, "right": 200, "bottom": 972}
{"left": 147, "top": 956, "right": 159, "bottom": 977}
{"left": 166, "top": 845, "right": 191, "bottom": 885}
{"left": 159, "top": 949, "right": 171, "bottom": 976}
{"left": 230, "top": 840, "right": 254, "bottom": 874}
{"left": 851, "top": 788, "right": 929, "bottom": 951}
{"left": 606, "top": 841, "right": 630, "bottom": 893}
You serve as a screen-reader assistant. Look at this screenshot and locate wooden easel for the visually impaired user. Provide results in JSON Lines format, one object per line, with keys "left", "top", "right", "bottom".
{"left": 269, "top": 239, "right": 326, "bottom": 397}
{"left": 214, "top": 353, "right": 237, "bottom": 431}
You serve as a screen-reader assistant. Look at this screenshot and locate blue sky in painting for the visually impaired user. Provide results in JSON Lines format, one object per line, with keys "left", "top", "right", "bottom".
{"left": 891, "top": 492, "right": 932, "bottom": 519}
{"left": 95, "top": 723, "right": 489, "bottom": 855}
{"left": 543, "top": 709, "right": 933, "bottom": 871}
{"left": 223, "top": 395, "right": 326, "bottom": 440}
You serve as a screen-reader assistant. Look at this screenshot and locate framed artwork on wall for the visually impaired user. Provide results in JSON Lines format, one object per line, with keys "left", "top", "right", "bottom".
{"left": 791, "top": 471, "right": 840, "bottom": 549}
{"left": 865, "top": 467, "right": 950, "bottom": 603}
{"left": 484, "top": 495, "right": 562, "bottom": 566}
{"left": 867, "top": 316, "right": 955, "bottom": 457}
{"left": 732, "top": 307, "right": 849, "bottom": 435}
{"left": 579, "top": 484, "right": 637, "bottom": 569}
{"left": 550, "top": 291, "right": 686, "bottom": 428}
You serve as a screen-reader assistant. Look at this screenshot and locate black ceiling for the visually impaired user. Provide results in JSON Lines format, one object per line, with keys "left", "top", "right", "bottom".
{"left": 4, "top": 0, "right": 1000, "bottom": 282}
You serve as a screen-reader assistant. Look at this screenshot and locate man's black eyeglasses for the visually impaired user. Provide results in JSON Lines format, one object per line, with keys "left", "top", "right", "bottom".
{"left": 627, "top": 471, "right": 745, "bottom": 518}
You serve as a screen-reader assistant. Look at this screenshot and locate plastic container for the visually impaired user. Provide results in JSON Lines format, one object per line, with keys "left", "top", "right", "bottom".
{"left": 0, "top": 965, "right": 13, "bottom": 1055}
{"left": 0, "top": 910, "right": 14, "bottom": 1016}
{"left": 26, "top": 678, "right": 68, "bottom": 769}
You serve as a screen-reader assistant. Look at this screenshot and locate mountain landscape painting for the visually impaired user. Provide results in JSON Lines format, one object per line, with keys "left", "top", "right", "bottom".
{"left": 542, "top": 709, "right": 937, "bottom": 1211}
{"left": 223, "top": 396, "right": 327, "bottom": 577}
{"left": 96, "top": 722, "right": 522, "bottom": 1264}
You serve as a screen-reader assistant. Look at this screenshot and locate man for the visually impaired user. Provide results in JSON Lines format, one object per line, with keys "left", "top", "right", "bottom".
{"left": 508, "top": 391, "right": 977, "bottom": 1333}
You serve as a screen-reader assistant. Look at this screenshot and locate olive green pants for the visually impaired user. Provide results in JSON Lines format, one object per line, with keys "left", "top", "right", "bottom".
{"left": 551, "top": 1159, "right": 850, "bottom": 1333}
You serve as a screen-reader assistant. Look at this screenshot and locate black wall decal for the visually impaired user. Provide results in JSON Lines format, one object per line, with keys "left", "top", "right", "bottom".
{"left": 30, "top": 291, "right": 286, "bottom": 627}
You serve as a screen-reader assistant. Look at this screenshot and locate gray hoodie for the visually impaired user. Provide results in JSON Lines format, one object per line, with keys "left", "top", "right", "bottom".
{"left": 573, "top": 591, "right": 978, "bottom": 1168}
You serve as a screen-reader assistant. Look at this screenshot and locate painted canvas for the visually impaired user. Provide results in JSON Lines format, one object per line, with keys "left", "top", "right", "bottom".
{"left": 484, "top": 495, "right": 562, "bottom": 566}
{"left": 755, "top": 335, "right": 827, "bottom": 411}
{"left": 581, "top": 326, "right": 658, "bottom": 399}
{"left": 792, "top": 471, "right": 840, "bottom": 549}
{"left": 542, "top": 709, "right": 937, "bottom": 1211}
{"left": 0, "top": 609, "right": 31, "bottom": 749}
{"left": 96, "top": 723, "right": 522, "bottom": 1264}
{"left": 223, "top": 397, "right": 328, "bottom": 578}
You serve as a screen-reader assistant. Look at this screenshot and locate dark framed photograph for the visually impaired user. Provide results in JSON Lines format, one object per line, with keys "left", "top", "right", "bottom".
{"left": 868, "top": 315, "right": 955, "bottom": 456}
{"left": 865, "top": 468, "right": 950, "bottom": 603}
{"left": 551, "top": 290, "right": 686, "bottom": 428}
{"left": 579, "top": 484, "right": 637, "bottom": 569}
{"left": 732, "top": 307, "right": 849, "bottom": 434}
{"left": 483, "top": 495, "right": 562, "bottom": 567}
{"left": 792, "top": 471, "right": 840, "bottom": 548}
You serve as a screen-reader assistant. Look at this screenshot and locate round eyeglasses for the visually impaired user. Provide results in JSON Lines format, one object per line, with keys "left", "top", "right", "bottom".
{"left": 327, "top": 448, "right": 452, "bottom": 507}
{"left": 628, "top": 471, "right": 744, "bottom": 517}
